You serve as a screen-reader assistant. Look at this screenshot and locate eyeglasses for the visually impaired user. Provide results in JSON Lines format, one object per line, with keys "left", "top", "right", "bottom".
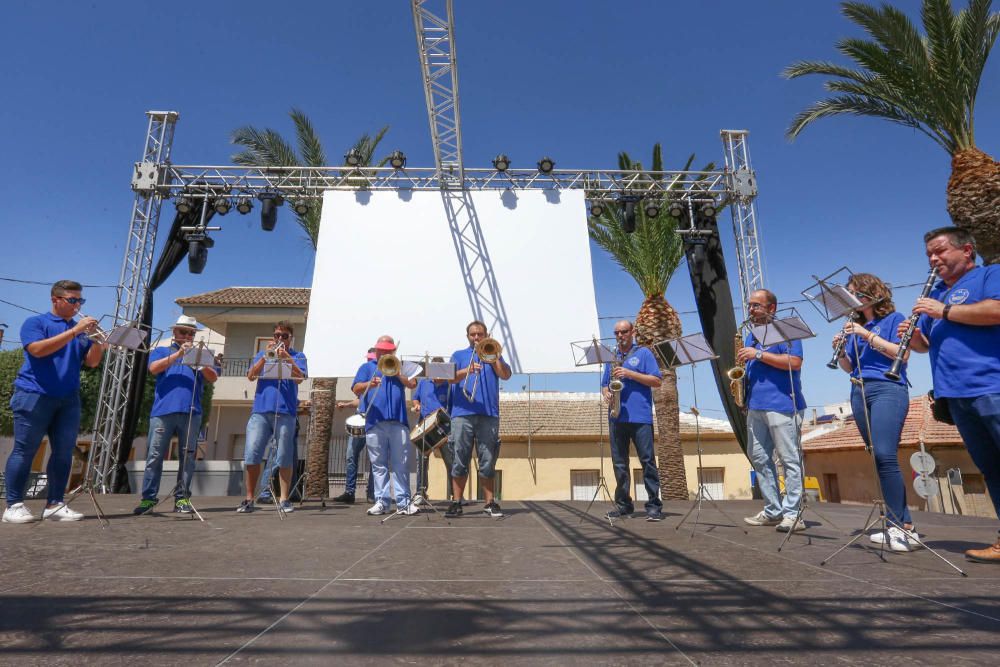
{"left": 58, "top": 296, "right": 86, "bottom": 305}
{"left": 850, "top": 291, "right": 869, "bottom": 299}
{"left": 747, "top": 302, "right": 767, "bottom": 310}
{"left": 273, "top": 332, "right": 291, "bottom": 339}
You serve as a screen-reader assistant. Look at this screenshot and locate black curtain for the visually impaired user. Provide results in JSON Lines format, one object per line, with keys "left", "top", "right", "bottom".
{"left": 110, "top": 203, "right": 214, "bottom": 492}
{"left": 682, "top": 213, "right": 748, "bottom": 454}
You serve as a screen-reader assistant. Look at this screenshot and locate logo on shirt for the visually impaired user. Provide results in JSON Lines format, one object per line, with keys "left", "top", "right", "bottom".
{"left": 949, "top": 289, "right": 969, "bottom": 304}
{"left": 869, "top": 325, "right": 881, "bottom": 337}
{"left": 628, "top": 356, "right": 640, "bottom": 368}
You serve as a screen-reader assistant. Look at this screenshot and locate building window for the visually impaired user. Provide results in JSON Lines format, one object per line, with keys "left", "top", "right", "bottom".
{"left": 570, "top": 470, "right": 600, "bottom": 501}
{"left": 698, "top": 468, "right": 725, "bottom": 500}
{"left": 476, "top": 470, "right": 502, "bottom": 501}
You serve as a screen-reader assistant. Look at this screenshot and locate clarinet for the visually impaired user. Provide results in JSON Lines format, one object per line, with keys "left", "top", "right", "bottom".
{"left": 826, "top": 320, "right": 850, "bottom": 369}
{"left": 884, "top": 267, "right": 939, "bottom": 381}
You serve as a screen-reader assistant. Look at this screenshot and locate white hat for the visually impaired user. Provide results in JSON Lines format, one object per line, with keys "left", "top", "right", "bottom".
{"left": 172, "top": 315, "right": 199, "bottom": 330}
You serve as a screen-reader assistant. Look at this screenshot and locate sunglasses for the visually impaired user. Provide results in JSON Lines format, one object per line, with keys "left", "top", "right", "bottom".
{"left": 273, "top": 332, "right": 291, "bottom": 339}
{"left": 59, "top": 296, "right": 86, "bottom": 305}
{"left": 613, "top": 329, "right": 632, "bottom": 335}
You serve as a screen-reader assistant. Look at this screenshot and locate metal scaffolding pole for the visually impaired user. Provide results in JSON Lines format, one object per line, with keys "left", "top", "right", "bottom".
{"left": 721, "top": 130, "right": 765, "bottom": 320}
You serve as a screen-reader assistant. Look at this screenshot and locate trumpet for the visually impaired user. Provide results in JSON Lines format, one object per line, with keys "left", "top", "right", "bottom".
{"left": 77, "top": 315, "right": 109, "bottom": 344}
{"left": 265, "top": 341, "right": 286, "bottom": 359}
{"left": 461, "top": 337, "right": 502, "bottom": 402}
{"left": 608, "top": 346, "right": 624, "bottom": 418}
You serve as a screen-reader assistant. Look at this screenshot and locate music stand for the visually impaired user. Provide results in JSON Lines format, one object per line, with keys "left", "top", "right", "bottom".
{"left": 650, "top": 333, "right": 748, "bottom": 536}
{"left": 570, "top": 336, "right": 618, "bottom": 527}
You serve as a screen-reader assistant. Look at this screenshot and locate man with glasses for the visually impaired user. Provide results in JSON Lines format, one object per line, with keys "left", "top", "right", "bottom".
{"left": 738, "top": 289, "right": 807, "bottom": 533}
{"left": 237, "top": 321, "right": 307, "bottom": 514}
{"left": 3, "top": 280, "right": 106, "bottom": 523}
{"left": 133, "top": 315, "right": 218, "bottom": 515}
{"left": 601, "top": 320, "right": 664, "bottom": 521}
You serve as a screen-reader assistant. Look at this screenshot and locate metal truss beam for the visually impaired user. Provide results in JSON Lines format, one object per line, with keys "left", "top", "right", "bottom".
{"left": 720, "top": 130, "right": 764, "bottom": 320}
{"left": 87, "top": 111, "right": 178, "bottom": 492}
{"left": 412, "top": 0, "right": 464, "bottom": 185}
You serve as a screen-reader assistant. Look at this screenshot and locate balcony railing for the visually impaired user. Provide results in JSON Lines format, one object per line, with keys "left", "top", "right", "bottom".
{"left": 218, "top": 357, "right": 252, "bottom": 377}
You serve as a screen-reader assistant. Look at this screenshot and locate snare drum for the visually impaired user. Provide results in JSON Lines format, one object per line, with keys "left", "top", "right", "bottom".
{"left": 345, "top": 413, "right": 367, "bottom": 438}
{"left": 410, "top": 409, "right": 451, "bottom": 454}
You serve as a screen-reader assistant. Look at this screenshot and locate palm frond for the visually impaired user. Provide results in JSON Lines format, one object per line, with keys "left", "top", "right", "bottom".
{"left": 230, "top": 126, "right": 300, "bottom": 167}
{"left": 290, "top": 108, "right": 326, "bottom": 168}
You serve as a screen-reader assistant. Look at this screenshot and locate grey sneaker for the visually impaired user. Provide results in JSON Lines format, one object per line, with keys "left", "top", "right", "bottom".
{"left": 776, "top": 515, "right": 806, "bottom": 532}
{"left": 236, "top": 499, "right": 255, "bottom": 513}
{"left": 484, "top": 502, "right": 504, "bottom": 518}
{"left": 366, "top": 501, "right": 388, "bottom": 516}
{"left": 279, "top": 500, "right": 295, "bottom": 513}
{"left": 744, "top": 510, "right": 781, "bottom": 526}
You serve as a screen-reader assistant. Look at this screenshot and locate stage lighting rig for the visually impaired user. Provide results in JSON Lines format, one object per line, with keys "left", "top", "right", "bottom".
{"left": 589, "top": 199, "right": 606, "bottom": 217}
{"left": 181, "top": 225, "right": 219, "bottom": 274}
{"left": 389, "top": 150, "right": 407, "bottom": 170}
{"left": 345, "top": 148, "right": 363, "bottom": 168}
{"left": 643, "top": 198, "right": 662, "bottom": 218}
{"left": 492, "top": 154, "right": 510, "bottom": 172}
{"left": 619, "top": 195, "right": 641, "bottom": 233}
{"left": 212, "top": 198, "right": 231, "bottom": 215}
{"left": 258, "top": 193, "right": 283, "bottom": 231}
{"left": 667, "top": 200, "right": 686, "bottom": 219}
{"left": 698, "top": 201, "right": 717, "bottom": 219}
{"left": 292, "top": 200, "right": 310, "bottom": 216}
{"left": 236, "top": 197, "right": 253, "bottom": 215}
{"left": 537, "top": 156, "right": 555, "bottom": 174}
{"left": 174, "top": 195, "right": 194, "bottom": 214}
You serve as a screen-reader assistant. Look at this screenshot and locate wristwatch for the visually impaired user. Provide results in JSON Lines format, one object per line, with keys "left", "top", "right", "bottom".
{"left": 754, "top": 349, "right": 763, "bottom": 361}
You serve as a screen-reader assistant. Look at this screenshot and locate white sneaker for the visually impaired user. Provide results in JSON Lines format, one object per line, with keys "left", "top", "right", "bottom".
{"left": 42, "top": 503, "right": 84, "bottom": 522}
{"left": 2, "top": 503, "right": 37, "bottom": 524}
{"left": 366, "top": 501, "right": 388, "bottom": 516}
{"left": 744, "top": 510, "right": 782, "bottom": 526}
{"left": 776, "top": 515, "right": 806, "bottom": 532}
{"left": 400, "top": 501, "right": 420, "bottom": 515}
{"left": 411, "top": 494, "right": 425, "bottom": 505}
{"left": 886, "top": 526, "right": 915, "bottom": 552}
{"left": 871, "top": 527, "right": 922, "bottom": 549}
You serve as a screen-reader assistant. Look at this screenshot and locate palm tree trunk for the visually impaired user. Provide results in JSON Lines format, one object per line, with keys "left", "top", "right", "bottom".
{"left": 947, "top": 147, "right": 1000, "bottom": 265}
{"left": 305, "top": 377, "right": 336, "bottom": 498}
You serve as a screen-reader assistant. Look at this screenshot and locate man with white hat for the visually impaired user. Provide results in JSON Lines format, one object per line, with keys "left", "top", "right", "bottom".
{"left": 133, "top": 315, "right": 219, "bottom": 515}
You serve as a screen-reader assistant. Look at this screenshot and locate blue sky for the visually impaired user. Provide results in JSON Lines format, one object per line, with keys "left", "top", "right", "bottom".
{"left": 1, "top": 1, "right": 997, "bottom": 420}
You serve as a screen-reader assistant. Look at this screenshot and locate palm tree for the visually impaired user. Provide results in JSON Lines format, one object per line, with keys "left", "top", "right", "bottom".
{"left": 784, "top": 0, "right": 1000, "bottom": 263}
{"left": 231, "top": 109, "right": 389, "bottom": 497}
{"left": 588, "top": 144, "right": 707, "bottom": 500}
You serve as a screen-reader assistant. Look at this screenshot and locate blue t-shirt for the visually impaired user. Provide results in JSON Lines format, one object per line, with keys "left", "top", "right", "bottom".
{"left": 743, "top": 334, "right": 806, "bottom": 413}
{"left": 414, "top": 378, "right": 450, "bottom": 419}
{"left": 14, "top": 312, "right": 93, "bottom": 398}
{"left": 148, "top": 344, "right": 218, "bottom": 417}
{"left": 600, "top": 345, "right": 661, "bottom": 424}
{"left": 845, "top": 311, "right": 908, "bottom": 385}
{"left": 251, "top": 348, "right": 307, "bottom": 415}
{"left": 353, "top": 360, "right": 409, "bottom": 430}
{"left": 918, "top": 265, "right": 1000, "bottom": 398}
{"left": 449, "top": 347, "right": 507, "bottom": 418}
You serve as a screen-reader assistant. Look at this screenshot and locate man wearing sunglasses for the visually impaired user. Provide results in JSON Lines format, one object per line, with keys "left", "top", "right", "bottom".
{"left": 3, "top": 280, "right": 106, "bottom": 523}
{"left": 238, "top": 321, "right": 307, "bottom": 514}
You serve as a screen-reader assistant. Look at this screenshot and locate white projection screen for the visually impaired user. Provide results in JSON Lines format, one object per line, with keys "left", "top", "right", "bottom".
{"left": 303, "top": 189, "right": 599, "bottom": 377}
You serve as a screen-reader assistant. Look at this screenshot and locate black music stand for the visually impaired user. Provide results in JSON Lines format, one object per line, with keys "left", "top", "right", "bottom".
{"left": 570, "top": 337, "right": 618, "bottom": 527}
{"left": 650, "top": 333, "right": 748, "bottom": 537}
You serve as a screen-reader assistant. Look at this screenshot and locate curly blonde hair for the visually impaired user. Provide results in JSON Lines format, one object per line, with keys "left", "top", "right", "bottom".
{"left": 847, "top": 273, "right": 895, "bottom": 322}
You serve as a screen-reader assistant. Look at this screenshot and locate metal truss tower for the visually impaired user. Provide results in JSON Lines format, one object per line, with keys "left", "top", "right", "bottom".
{"left": 720, "top": 130, "right": 765, "bottom": 319}
{"left": 87, "top": 111, "right": 178, "bottom": 491}
{"left": 412, "top": 0, "right": 464, "bottom": 185}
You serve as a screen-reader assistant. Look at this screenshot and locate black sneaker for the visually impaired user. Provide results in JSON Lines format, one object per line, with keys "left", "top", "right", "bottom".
{"left": 332, "top": 492, "right": 355, "bottom": 504}
{"left": 174, "top": 498, "right": 194, "bottom": 514}
{"left": 484, "top": 502, "right": 504, "bottom": 518}
{"left": 445, "top": 501, "right": 463, "bottom": 518}
{"left": 133, "top": 499, "right": 156, "bottom": 515}
{"left": 645, "top": 511, "right": 664, "bottom": 522}
{"left": 236, "top": 499, "right": 255, "bottom": 513}
{"left": 607, "top": 506, "right": 634, "bottom": 519}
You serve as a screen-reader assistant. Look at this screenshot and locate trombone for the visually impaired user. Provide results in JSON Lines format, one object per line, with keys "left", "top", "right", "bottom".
{"left": 461, "top": 337, "right": 502, "bottom": 402}
{"left": 359, "top": 352, "right": 402, "bottom": 415}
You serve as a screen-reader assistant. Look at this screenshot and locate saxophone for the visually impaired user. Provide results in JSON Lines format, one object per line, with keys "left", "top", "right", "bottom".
{"left": 727, "top": 332, "right": 746, "bottom": 408}
{"left": 609, "top": 347, "right": 624, "bottom": 418}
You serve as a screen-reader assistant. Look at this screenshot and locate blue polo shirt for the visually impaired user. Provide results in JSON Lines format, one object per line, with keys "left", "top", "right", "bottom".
{"left": 414, "top": 378, "right": 450, "bottom": 419}
{"left": 600, "top": 345, "right": 661, "bottom": 424}
{"left": 744, "top": 334, "right": 806, "bottom": 413}
{"left": 918, "top": 265, "right": 1000, "bottom": 398}
{"left": 14, "top": 312, "right": 93, "bottom": 398}
{"left": 353, "top": 360, "right": 408, "bottom": 430}
{"left": 148, "top": 344, "right": 218, "bottom": 417}
{"left": 845, "top": 311, "right": 908, "bottom": 385}
{"left": 449, "top": 347, "right": 507, "bottom": 418}
{"left": 251, "top": 348, "right": 307, "bottom": 415}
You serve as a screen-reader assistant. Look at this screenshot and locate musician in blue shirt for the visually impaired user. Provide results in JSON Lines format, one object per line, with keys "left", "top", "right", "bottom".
{"left": 906, "top": 227, "right": 1000, "bottom": 564}
{"left": 133, "top": 316, "right": 218, "bottom": 516}
{"left": 600, "top": 320, "right": 663, "bottom": 521}
{"left": 3, "top": 280, "right": 106, "bottom": 524}
{"left": 410, "top": 357, "right": 455, "bottom": 502}
{"left": 445, "top": 321, "right": 511, "bottom": 519}
{"left": 833, "top": 273, "right": 918, "bottom": 552}
{"left": 739, "top": 289, "right": 808, "bottom": 533}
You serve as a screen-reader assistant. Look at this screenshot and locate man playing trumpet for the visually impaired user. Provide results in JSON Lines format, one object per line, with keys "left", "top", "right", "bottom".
{"left": 445, "top": 321, "right": 511, "bottom": 519}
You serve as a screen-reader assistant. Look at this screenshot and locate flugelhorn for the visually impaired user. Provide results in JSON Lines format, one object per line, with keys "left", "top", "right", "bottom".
{"left": 885, "top": 267, "right": 938, "bottom": 382}
{"left": 461, "top": 337, "right": 502, "bottom": 402}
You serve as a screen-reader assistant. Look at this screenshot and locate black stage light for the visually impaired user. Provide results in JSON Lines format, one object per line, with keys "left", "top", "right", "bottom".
{"left": 236, "top": 197, "right": 253, "bottom": 215}
{"left": 175, "top": 195, "right": 194, "bottom": 214}
{"left": 700, "top": 202, "right": 717, "bottom": 218}
{"left": 622, "top": 200, "right": 637, "bottom": 233}
{"left": 345, "top": 148, "right": 363, "bottom": 167}
{"left": 589, "top": 199, "right": 605, "bottom": 217}
{"left": 667, "top": 200, "right": 685, "bottom": 219}
{"left": 643, "top": 199, "right": 661, "bottom": 218}
{"left": 258, "top": 193, "right": 284, "bottom": 231}
{"left": 212, "top": 198, "right": 231, "bottom": 215}
{"left": 188, "top": 239, "right": 208, "bottom": 274}
{"left": 492, "top": 154, "right": 511, "bottom": 172}
{"left": 537, "top": 156, "right": 555, "bottom": 174}
{"left": 389, "top": 150, "right": 407, "bottom": 170}
{"left": 292, "top": 200, "right": 310, "bottom": 216}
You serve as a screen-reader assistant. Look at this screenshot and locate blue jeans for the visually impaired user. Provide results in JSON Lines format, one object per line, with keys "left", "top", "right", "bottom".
{"left": 141, "top": 413, "right": 200, "bottom": 501}
{"left": 244, "top": 412, "right": 297, "bottom": 467}
{"left": 344, "top": 435, "right": 374, "bottom": 498}
{"left": 747, "top": 409, "right": 804, "bottom": 519}
{"left": 366, "top": 421, "right": 412, "bottom": 506}
{"left": 5, "top": 390, "right": 81, "bottom": 505}
{"left": 949, "top": 393, "right": 1000, "bottom": 518}
{"left": 450, "top": 415, "right": 500, "bottom": 479}
{"left": 608, "top": 421, "right": 662, "bottom": 513}
{"left": 850, "top": 380, "right": 912, "bottom": 526}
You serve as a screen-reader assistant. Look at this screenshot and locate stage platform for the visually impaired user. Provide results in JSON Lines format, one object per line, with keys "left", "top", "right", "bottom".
{"left": 1, "top": 497, "right": 998, "bottom": 665}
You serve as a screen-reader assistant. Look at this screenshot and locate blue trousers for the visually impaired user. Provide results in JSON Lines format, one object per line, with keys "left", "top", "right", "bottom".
{"left": 141, "top": 412, "right": 200, "bottom": 501}
{"left": 5, "top": 390, "right": 80, "bottom": 505}
{"left": 851, "top": 380, "right": 912, "bottom": 526}
{"left": 949, "top": 393, "right": 1000, "bottom": 519}
{"left": 747, "top": 409, "right": 804, "bottom": 519}
{"left": 608, "top": 420, "right": 662, "bottom": 513}
{"left": 344, "top": 434, "right": 374, "bottom": 498}
{"left": 366, "top": 421, "right": 412, "bottom": 506}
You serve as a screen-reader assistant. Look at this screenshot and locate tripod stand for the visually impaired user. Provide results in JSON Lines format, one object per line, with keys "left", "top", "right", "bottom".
{"left": 571, "top": 337, "right": 617, "bottom": 526}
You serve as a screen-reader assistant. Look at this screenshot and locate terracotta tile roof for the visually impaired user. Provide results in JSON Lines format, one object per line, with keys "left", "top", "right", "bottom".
{"left": 176, "top": 287, "right": 310, "bottom": 307}
{"left": 497, "top": 393, "right": 733, "bottom": 440}
{"left": 803, "top": 397, "right": 963, "bottom": 452}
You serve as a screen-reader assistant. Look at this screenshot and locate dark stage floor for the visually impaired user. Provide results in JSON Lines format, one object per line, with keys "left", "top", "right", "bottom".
{"left": 1, "top": 496, "right": 999, "bottom": 666}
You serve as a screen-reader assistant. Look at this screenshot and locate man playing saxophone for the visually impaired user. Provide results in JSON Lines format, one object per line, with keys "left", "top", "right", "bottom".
{"left": 600, "top": 320, "right": 663, "bottom": 521}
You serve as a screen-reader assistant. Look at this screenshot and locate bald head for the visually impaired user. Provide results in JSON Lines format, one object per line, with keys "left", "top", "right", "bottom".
{"left": 613, "top": 320, "right": 635, "bottom": 350}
